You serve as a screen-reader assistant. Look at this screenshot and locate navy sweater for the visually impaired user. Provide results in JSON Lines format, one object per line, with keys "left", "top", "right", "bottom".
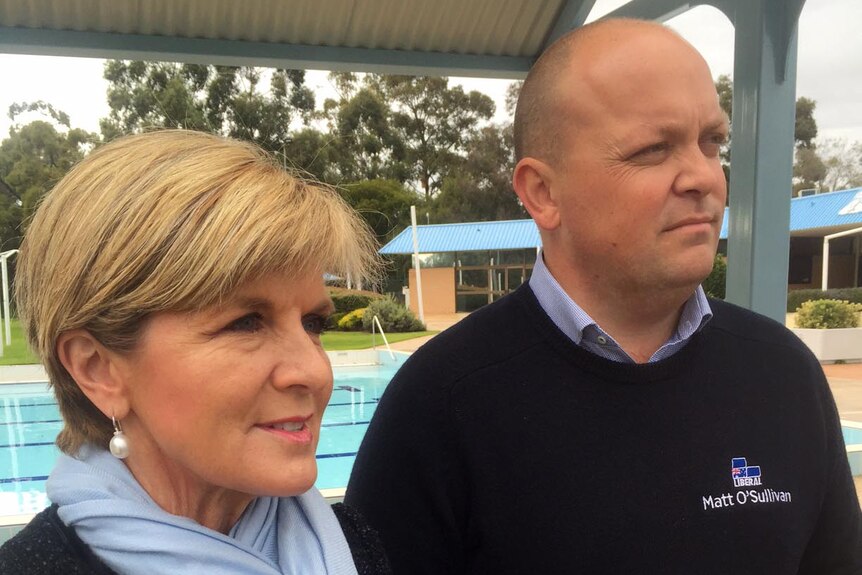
{"left": 346, "top": 285, "right": 862, "bottom": 574}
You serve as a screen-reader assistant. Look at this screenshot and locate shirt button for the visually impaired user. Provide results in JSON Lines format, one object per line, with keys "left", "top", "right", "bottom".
{"left": 596, "top": 335, "right": 608, "bottom": 345}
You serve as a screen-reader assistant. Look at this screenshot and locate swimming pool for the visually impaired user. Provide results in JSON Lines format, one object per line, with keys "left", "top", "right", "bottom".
{"left": 0, "top": 352, "right": 409, "bottom": 517}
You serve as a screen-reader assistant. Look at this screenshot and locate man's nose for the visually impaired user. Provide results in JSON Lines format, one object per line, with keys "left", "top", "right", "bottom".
{"left": 672, "top": 144, "right": 723, "bottom": 197}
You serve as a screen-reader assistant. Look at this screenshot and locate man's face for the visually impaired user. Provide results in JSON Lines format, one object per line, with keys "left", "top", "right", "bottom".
{"left": 547, "top": 34, "right": 728, "bottom": 294}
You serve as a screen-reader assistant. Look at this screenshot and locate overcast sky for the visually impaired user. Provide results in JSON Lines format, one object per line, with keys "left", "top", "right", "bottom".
{"left": 1, "top": 0, "right": 860, "bottom": 143}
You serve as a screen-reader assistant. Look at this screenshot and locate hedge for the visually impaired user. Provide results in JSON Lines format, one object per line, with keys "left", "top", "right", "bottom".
{"left": 786, "top": 287, "right": 862, "bottom": 312}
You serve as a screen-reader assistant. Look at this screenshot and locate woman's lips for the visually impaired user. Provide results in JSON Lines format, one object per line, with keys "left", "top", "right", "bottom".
{"left": 257, "top": 416, "right": 313, "bottom": 443}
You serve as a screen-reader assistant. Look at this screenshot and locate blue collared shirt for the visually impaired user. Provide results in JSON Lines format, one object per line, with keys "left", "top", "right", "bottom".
{"left": 528, "top": 251, "right": 713, "bottom": 363}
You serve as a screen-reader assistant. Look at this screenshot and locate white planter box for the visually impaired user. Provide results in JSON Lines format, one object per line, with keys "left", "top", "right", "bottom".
{"left": 792, "top": 328, "right": 862, "bottom": 362}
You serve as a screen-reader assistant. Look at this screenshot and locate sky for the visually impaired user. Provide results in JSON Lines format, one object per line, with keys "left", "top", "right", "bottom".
{"left": 0, "top": 0, "right": 860, "bottom": 143}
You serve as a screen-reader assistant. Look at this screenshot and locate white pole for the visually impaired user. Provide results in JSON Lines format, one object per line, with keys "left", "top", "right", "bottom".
{"left": 822, "top": 237, "right": 830, "bottom": 291}
{"left": 1, "top": 256, "right": 9, "bottom": 346}
{"left": 410, "top": 206, "right": 425, "bottom": 324}
{"left": 0, "top": 250, "right": 17, "bottom": 348}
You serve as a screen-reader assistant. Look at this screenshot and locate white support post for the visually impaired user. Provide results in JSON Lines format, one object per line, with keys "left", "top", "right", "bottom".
{"left": 0, "top": 250, "right": 18, "bottom": 351}
{"left": 410, "top": 206, "right": 425, "bottom": 324}
{"left": 821, "top": 226, "right": 862, "bottom": 291}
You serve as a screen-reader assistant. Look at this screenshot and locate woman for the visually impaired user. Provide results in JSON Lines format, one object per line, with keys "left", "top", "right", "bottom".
{"left": 0, "top": 130, "right": 388, "bottom": 574}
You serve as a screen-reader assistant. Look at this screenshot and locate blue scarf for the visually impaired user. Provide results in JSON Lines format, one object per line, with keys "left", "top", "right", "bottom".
{"left": 46, "top": 445, "right": 358, "bottom": 575}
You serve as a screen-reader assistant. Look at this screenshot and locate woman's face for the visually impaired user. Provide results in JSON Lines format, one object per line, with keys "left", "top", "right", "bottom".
{"left": 115, "top": 271, "right": 335, "bottom": 501}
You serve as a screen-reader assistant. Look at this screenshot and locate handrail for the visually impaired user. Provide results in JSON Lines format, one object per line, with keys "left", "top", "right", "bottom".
{"left": 371, "top": 315, "right": 396, "bottom": 361}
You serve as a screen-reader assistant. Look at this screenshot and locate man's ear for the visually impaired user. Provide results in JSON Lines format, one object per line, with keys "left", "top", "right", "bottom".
{"left": 513, "top": 157, "right": 561, "bottom": 231}
{"left": 56, "top": 329, "right": 129, "bottom": 419}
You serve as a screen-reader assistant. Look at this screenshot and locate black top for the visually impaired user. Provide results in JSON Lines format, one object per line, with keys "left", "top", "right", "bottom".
{"left": 346, "top": 284, "right": 862, "bottom": 574}
{"left": 0, "top": 502, "right": 390, "bottom": 574}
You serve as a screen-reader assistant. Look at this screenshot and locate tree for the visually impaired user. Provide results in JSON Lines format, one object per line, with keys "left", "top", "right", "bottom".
{"left": 321, "top": 73, "right": 408, "bottom": 184}
{"left": 100, "top": 61, "right": 316, "bottom": 155}
{"left": 0, "top": 102, "right": 97, "bottom": 250}
{"left": 432, "top": 124, "right": 526, "bottom": 223}
{"left": 338, "top": 179, "right": 417, "bottom": 243}
{"left": 794, "top": 97, "right": 818, "bottom": 149}
{"left": 715, "top": 76, "right": 825, "bottom": 195}
{"left": 793, "top": 146, "right": 827, "bottom": 194}
{"left": 818, "top": 138, "right": 862, "bottom": 192}
{"left": 376, "top": 76, "right": 495, "bottom": 200}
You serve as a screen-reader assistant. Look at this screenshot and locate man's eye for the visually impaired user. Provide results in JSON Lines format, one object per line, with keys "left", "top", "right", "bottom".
{"left": 700, "top": 134, "right": 728, "bottom": 157}
{"left": 302, "top": 314, "right": 327, "bottom": 335}
{"left": 632, "top": 142, "right": 669, "bottom": 159}
{"left": 225, "top": 313, "right": 263, "bottom": 333}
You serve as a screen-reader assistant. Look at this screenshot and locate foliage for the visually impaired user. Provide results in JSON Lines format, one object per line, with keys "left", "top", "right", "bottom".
{"left": 0, "top": 102, "right": 98, "bottom": 250}
{"left": 432, "top": 124, "right": 526, "bottom": 223}
{"left": 362, "top": 295, "right": 425, "bottom": 332}
{"left": 786, "top": 287, "right": 862, "bottom": 312}
{"left": 795, "top": 299, "right": 861, "bottom": 329}
{"left": 337, "top": 307, "right": 367, "bottom": 331}
{"left": 714, "top": 77, "right": 823, "bottom": 197}
{"left": 793, "top": 147, "right": 827, "bottom": 194}
{"left": 702, "top": 254, "right": 727, "bottom": 299}
{"left": 818, "top": 138, "right": 862, "bottom": 192}
{"left": 794, "top": 97, "right": 818, "bottom": 149}
{"left": 100, "top": 61, "right": 315, "bottom": 155}
{"left": 322, "top": 73, "right": 408, "bottom": 183}
{"left": 320, "top": 330, "right": 436, "bottom": 351}
{"left": 375, "top": 75, "right": 495, "bottom": 200}
{"left": 339, "top": 179, "right": 417, "bottom": 242}
{"left": 329, "top": 290, "right": 379, "bottom": 314}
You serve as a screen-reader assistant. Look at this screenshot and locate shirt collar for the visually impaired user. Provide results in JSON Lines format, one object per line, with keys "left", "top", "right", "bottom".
{"left": 528, "top": 250, "right": 713, "bottom": 362}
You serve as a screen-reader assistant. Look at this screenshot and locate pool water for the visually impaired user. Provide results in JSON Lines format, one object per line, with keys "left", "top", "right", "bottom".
{"left": 0, "top": 353, "right": 408, "bottom": 517}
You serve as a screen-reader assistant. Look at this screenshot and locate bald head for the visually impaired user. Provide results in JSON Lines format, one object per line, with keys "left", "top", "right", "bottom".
{"left": 513, "top": 19, "right": 712, "bottom": 164}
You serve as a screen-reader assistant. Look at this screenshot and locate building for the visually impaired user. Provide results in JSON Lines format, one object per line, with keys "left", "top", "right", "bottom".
{"left": 382, "top": 187, "right": 862, "bottom": 314}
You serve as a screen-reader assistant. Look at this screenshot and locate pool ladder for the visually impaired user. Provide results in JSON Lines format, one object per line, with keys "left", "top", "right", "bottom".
{"left": 371, "top": 315, "right": 396, "bottom": 362}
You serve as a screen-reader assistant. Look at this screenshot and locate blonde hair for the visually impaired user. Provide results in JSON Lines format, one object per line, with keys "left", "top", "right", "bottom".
{"left": 16, "top": 130, "right": 380, "bottom": 454}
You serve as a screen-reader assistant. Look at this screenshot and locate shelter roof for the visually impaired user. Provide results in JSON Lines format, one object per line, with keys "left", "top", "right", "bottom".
{"left": 381, "top": 187, "right": 862, "bottom": 254}
{"left": 379, "top": 219, "right": 540, "bottom": 254}
{"left": 0, "top": 0, "right": 605, "bottom": 77}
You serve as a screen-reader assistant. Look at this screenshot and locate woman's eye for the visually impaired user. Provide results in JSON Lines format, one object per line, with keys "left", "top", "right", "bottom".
{"left": 302, "top": 314, "right": 327, "bottom": 335}
{"left": 225, "top": 313, "right": 263, "bottom": 333}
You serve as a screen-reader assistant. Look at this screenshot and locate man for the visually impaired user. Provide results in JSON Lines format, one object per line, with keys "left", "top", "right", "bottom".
{"left": 346, "top": 18, "right": 862, "bottom": 574}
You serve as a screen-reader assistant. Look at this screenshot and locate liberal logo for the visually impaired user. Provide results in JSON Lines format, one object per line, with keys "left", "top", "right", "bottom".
{"left": 731, "top": 457, "right": 762, "bottom": 487}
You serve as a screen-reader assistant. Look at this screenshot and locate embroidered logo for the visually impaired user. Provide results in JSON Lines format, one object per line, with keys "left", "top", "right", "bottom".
{"left": 731, "top": 457, "right": 762, "bottom": 487}
{"left": 701, "top": 455, "right": 792, "bottom": 511}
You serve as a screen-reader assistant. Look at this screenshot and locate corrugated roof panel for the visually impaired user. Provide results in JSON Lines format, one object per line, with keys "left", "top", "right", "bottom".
{"left": 1, "top": 0, "right": 569, "bottom": 58}
{"left": 380, "top": 219, "right": 541, "bottom": 254}
{"left": 718, "top": 187, "right": 862, "bottom": 239}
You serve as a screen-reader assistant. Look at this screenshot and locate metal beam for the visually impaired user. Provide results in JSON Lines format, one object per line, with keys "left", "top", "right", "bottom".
{"left": 543, "top": 0, "right": 598, "bottom": 50}
{"left": 601, "top": 0, "right": 736, "bottom": 25}
{"left": 724, "top": 0, "right": 806, "bottom": 322}
{"left": 0, "top": 26, "right": 531, "bottom": 79}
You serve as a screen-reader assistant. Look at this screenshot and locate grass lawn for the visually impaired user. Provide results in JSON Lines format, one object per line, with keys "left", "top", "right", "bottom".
{"left": 321, "top": 330, "right": 436, "bottom": 351}
{"left": 0, "top": 319, "right": 38, "bottom": 365}
{"left": 0, "top": 320, "right": 434, "bottom": 364}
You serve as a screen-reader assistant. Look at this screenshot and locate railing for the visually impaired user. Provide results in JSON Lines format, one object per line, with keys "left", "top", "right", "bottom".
{"left": 371, "top": 315, "right": 395, "bottom": 361}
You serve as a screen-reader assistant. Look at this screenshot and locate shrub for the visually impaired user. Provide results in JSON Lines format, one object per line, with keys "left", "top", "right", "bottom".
{"left": 331, "top": 292, "right": 376, "bottom": 314}
{"left": 702, "top": 254, "right": 726, "bottom": 299}
{"left": 338, "top": 308, "right": 367, "bottom": 331}
{"left": 795, "top": 299, "right": 862, "bottom": 329}
{"left": 787, "top": 287, "right": 862, "bottom": 312}
{"left": 326, "top": 312, "right": 346, "bottom": 331}
{"left": 362, "top": 296, "right": 426, "bottom": 333}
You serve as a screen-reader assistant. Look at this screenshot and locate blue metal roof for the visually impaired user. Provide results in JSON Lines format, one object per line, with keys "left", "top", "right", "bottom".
{"left": 719, "top": 187, "right": 862, "bottom": 239}
{"left": 381, "top": 187, "right": 862, "bottom": 254}
{"left": 379, "top": 219, "right": 541, "bottom": 254}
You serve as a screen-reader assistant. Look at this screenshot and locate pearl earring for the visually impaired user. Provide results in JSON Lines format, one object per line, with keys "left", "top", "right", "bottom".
{"left": 109, "top": 415, "right": 129, "bottom": 459}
